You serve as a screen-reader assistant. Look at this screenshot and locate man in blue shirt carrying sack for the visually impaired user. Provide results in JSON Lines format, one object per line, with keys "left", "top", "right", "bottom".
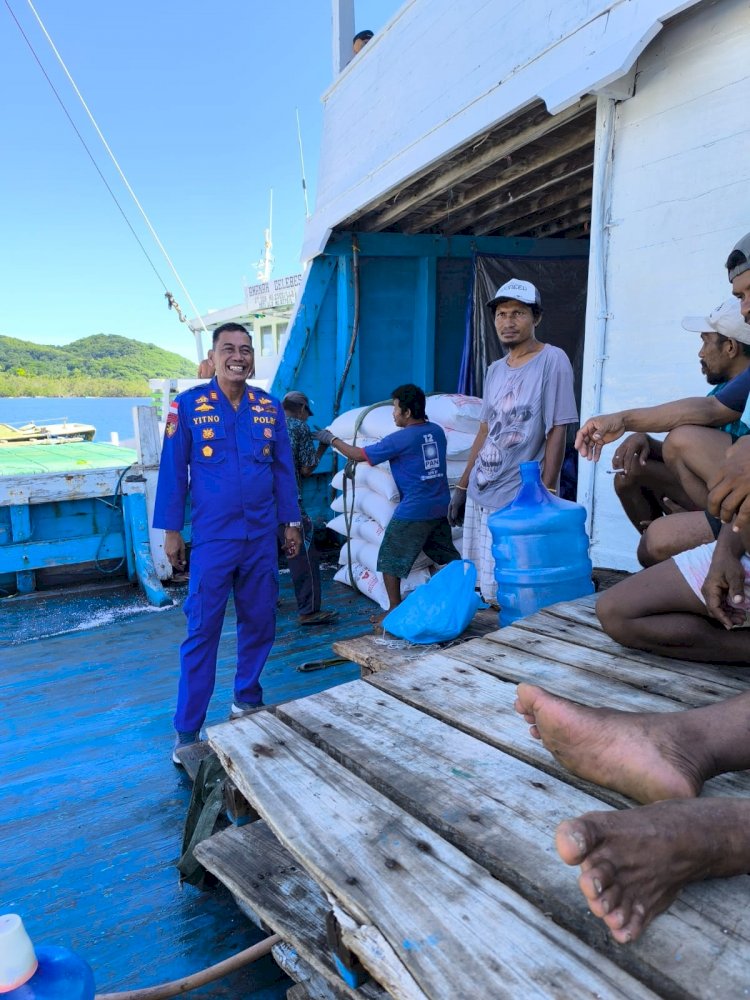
{"left": 153, "top": 322, "right": 302, "bottom": 763}
{"left": 315, "top": 384, "right": 460, "bottom": 620}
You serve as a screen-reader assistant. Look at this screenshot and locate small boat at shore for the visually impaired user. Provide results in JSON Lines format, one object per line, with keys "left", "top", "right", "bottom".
{"left": 0, "top": 418, "right": 96, "bottom": 444}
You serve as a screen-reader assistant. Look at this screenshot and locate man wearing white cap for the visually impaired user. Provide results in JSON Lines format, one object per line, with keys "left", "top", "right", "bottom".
{"left": 448, "top": 278, "right": 578, "bottom": 604}
{"left": 577, "top": 298, "right": 750, "bottom": 511}
{"left": 611, "top": 298, "right": 750, "bottom": 566}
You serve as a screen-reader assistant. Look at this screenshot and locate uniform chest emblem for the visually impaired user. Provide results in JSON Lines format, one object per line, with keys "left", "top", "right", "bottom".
{"left": 262, "top": 445, "right": 271, "bottom": 456}
{"left": 263, "top": 427, "right": 273, "bottom": 439}
{"left": 202, "top": 428, "right": 215, "bottom": 440}
{"left": 202, "top": 445, "right": 214, "bottom": 457}
{"left": 246, "top": 391, "right": 256, "bottom": 402}
{"left": 209, "top": 391, "right": 218, "bottom": 400}
{"left": 195, "top": 402, "right": 214, "bottom": 413}
{"left": 251, "top": 405, "right": 264, "bottom": 413}
{"left": 195, "top": 395, "right": 209, "bottom": 404}
{"left": 259, "top": 396, "right": 272, "bottom": 405}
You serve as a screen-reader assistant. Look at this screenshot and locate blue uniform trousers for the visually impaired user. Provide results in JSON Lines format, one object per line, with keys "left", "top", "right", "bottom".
{"left": 174, "top": 534, "right": 278, "bottom": 734}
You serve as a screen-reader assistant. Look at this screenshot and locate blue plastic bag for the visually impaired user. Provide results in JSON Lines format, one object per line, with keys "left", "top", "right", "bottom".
{"left": 382, "top": 559, "right": 486, "bottom": 643}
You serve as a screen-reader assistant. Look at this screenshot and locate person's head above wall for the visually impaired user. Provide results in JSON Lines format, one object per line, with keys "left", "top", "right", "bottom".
{"left": 352, "top": 29, "right": 374, "bottom": 54}
{"left": 282, "top": 390, "right": 313, "bottom": 418}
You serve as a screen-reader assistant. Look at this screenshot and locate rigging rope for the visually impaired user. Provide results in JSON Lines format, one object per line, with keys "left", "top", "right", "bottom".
{"left": 6, "top": 0, "right": 208, "bottom": 337}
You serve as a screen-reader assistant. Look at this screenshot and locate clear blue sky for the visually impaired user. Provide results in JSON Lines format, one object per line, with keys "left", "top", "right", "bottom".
{"left": 1, "top": 1, "right": 398, "bottom": 359}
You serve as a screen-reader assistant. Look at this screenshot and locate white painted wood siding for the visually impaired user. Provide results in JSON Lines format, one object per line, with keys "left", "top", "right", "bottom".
{"left": 587, "top": 0, "right": 750, "bottom": 569}
{"left": 305, "top": 0, "right": 698, "bottom": 259}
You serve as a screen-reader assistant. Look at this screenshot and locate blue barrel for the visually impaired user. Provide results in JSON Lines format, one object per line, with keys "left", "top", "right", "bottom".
{"left": 489, "top": 461, "right": 593, "bottom": 627}
{"left": 4, "top": 947, "right": 95, "bottom": 999}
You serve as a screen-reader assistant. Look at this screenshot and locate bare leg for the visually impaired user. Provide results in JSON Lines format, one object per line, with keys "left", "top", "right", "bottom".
{"left": 514, "top": 683, "right": 750, "bottom": 803}
{"left": 555, "top": 798, "right": 750, "bottom": 943}
{"left": 595, "top": 558, "right": 750, "bottom": 662}
{"left": 370, "top": 573, "right": 403, "bottom": 626}
{"left": 662, "top": 425, "right": 734, "bottom": 509}
{"left": 614, "top": 459, "right": 699, "bottom": 532}
{"left": 382, "top": 572, "right": 402, "bottom": 612}
{"left": 637, "top": 511, "right": 714, "bottom": 567}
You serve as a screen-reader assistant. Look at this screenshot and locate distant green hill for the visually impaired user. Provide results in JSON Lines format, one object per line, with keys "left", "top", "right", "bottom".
{"left": 0, "top": 333, "right": 197, "bottom": 397}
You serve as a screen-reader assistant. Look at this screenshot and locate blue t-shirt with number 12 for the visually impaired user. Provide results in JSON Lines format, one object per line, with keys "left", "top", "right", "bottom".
{"left": 362, "top": 421, "right": 451, "bottom": 521}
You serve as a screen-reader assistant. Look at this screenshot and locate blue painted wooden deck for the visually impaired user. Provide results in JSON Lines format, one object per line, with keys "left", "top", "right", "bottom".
{"left": 1, "top": 561, "right": 373, "bottom": 997}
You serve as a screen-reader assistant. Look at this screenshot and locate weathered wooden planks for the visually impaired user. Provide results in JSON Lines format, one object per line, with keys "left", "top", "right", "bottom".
{"left": 504, "top": 609, "right": 750, "bottom": 690}
{"left": 194, "top": 822, "right": 387, "bottom": 1000}
{"left": 208, "top": 711, "right": 660, "bottom": 1000}
{"left": 276, "top": 681, "right": 750, "bottom": 1000}
{"left": 364, "top": 646, "right": 750, "bottom": 801}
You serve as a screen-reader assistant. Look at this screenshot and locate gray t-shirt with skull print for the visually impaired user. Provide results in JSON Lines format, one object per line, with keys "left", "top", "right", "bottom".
{"left": 467, "top": 344, "right": 578, "bottom": 510}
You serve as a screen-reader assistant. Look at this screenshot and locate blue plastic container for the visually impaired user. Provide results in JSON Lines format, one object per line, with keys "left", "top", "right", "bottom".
{"left": 3, "top": 946, "right": 95, "bottom": 999}
{"left": 489, "top": 461, "right": 593, "bottom": 627}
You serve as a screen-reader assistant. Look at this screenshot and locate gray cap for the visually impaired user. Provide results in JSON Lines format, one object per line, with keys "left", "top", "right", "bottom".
{"left": 486, "top": 278, "right": 542, "bottom": 312}
{"left": 726, "top": 232, "right": 750, "bottom": 282}
{"left": 282, "top": 390, "right": 313, "bottom": 415}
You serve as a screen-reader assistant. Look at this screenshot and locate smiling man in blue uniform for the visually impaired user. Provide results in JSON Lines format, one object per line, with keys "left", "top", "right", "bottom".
{"left": 153, "top": 322, "right": 302, "bottom": 763}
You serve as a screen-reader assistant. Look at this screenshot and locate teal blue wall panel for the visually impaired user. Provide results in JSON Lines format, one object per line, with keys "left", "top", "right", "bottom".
{"left": 285, "top": 231, "right": 590, "bottom": 524}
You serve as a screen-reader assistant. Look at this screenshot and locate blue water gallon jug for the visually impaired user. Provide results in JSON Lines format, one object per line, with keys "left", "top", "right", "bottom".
{"left": 489, "top": 461, "right": 593, "bottom": 627}
{"left": 0, "top": 915, "right": 95, "bottom": 999}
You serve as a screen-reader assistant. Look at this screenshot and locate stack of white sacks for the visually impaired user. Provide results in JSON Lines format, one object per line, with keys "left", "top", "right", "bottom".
{"left": 325, "top": 394, "right": 482, "bottom": 610}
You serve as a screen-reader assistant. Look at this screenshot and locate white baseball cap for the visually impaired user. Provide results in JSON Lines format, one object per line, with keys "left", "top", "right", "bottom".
{"left": 487, "top": 278, "right": 542, "bottom": 312}
{"left": 681, "top": 298, "right": 750, "bottom": 345}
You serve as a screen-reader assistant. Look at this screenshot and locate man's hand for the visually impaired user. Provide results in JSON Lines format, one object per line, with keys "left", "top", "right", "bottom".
{"left": 612, "top": 433, "right": 650, "bottom": 473}
{"left": 164, "top": 530, "right": 186, "bottom": 571}
{"left": 575, "top": 413, "right": 627, "bottom": 461}
{"left": 197, "top": 357, "right": 215, "bottom": 379}
{"left": 707, "top": 437, "right": 750, "bottom": 533}
{"left": 284, "top": 526, "right": 303, "bottom": 557}
{"left": 314, "top": 427, "right": 336, "bottom": 447}
{"left": 701, "top": 541, "right": 747, "bottom": 629}
{"left": 448, "top": 487, "right": 467, "bottom": 527}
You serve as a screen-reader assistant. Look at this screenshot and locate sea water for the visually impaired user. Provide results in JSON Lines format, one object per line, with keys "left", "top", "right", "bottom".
{"left": 0, "top": 397, "right": 151, "bottom": 448}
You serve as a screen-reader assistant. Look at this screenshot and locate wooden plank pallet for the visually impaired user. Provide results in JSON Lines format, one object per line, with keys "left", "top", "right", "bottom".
{"left": 197, "top": 595, "right": 750, "bottom": 999}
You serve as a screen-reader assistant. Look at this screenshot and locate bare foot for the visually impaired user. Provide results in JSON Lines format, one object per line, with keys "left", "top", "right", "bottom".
{"left": 555, "top": 798, "right": 750, "bottom": 943}
{"left": 514, "top": 683, "right": 706, "bottom": 803}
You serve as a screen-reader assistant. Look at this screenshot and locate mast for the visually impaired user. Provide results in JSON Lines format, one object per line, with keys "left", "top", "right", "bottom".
{"left": 256, "top": 190, "right": 274, "bottom": 283}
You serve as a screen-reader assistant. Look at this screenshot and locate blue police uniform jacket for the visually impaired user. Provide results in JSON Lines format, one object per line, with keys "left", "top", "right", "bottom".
{"left": 153, "top": 380, "right": 301, "bottom": 544}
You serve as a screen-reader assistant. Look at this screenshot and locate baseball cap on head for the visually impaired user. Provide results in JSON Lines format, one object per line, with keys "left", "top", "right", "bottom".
{"left": 726, "top": 232, "right": 750, "bottom": 282}
{"left": 486, "top": 278, "right": 542, "bottom": 312}
{"left": 681, "top": 298, "right": 750, "bottom": 346}
{"left": 282, "top": 390, "right": 314, "bottom": 414}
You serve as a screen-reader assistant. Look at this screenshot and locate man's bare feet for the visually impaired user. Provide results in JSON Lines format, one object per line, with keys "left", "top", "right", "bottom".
{"left": 555, "top": 798, "right": 750, "bottom": 943}
{"left": 514, "top": 683, "right": 707, "bottom": 803}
